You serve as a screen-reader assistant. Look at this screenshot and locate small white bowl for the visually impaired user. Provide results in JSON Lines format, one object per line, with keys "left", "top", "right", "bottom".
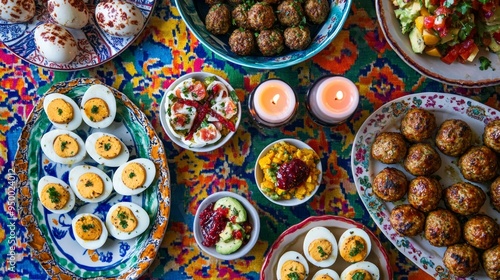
{"left": 193, "top": 191, "right": 260, "bottom": 260}
{"left": 159, "top": 72, "right": 241, "bottom": 152}
{"left": 255, "top": 138, "right": 322, "bottom": 207}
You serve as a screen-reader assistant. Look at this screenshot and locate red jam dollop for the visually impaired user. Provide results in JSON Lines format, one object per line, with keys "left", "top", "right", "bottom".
{"left": 199, "top": 202, "right": 228, "bottom": 247}
{"left": 276, "top": 158, "right": 310, "bottom": 190}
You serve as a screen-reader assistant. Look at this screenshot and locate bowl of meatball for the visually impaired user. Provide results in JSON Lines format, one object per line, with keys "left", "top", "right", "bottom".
{"left": 174, "top": 0, "right": 352, "bottom": 69}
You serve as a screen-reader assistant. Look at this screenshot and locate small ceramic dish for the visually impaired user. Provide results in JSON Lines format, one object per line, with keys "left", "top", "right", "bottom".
{"left": 255, "top": 139, "right": 322, "bottom": 207}
{"left": 159, "top": 72, "right": 241, "bottom": 152}
{"left": 193, "top": 191, "right": 260, "bottom": 260}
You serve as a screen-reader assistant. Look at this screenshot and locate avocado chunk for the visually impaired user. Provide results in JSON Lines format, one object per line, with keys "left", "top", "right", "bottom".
{"left": 219, "top": 222, "right": 233, "bottom": 242}
{"left": 216, "top": 238, "right": 243, "bottom": 255}
{"left": 213, "top": 197, "right": 247, "bottom": 223}
{"left": 409, "top": 27, "right": 425, "bottom": 54}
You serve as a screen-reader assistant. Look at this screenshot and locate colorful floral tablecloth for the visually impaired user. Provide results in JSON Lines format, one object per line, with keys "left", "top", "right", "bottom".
{"left": 2, "top": 1, "right": 500, "bottom": 279}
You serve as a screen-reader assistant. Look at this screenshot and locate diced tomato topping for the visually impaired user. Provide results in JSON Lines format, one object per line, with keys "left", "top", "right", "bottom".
{"left": 233, "top": 230, "right": 243, "bottom": 240}
{"left": 441, "top": 45, "right": 460, "bottom": 64}
{"left": 493, "top": 31, "right": 500, "bottom": 44}
{"left": 198, "top": 127, "right": 218, "bottom": 141}
{"left": 424, "top": 16, "right": 435, "bottom": 29}
{"left": 458, "top": 39, "right": 477, "bottom": 60}
{"left": 434, "top": 6, "right": 451, "bottom": 16}
{"left": 189, "top": 81, "right": 207, "bottom": 100}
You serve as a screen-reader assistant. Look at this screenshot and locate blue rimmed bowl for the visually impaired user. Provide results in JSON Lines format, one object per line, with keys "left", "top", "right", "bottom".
{"left": 174, "top": 0, "right": 352, "bottom": 69}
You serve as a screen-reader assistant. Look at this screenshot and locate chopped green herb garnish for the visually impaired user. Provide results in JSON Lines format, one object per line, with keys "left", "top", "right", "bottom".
{"left": 287, "top": 272, "right": 300, "bottom": 280}
{"left": 317, "top": 246, "right": 327, "bottom": 257}
{"left": 104, "top": 143, "right": 111, "bottom": 151}
{"left": 85, "top": 180, "right": 93, "bottom": 187}
{"left": 349, "top": 240, "right": 365, "bottom": 257}
{"left": 129, "top": 172, "right": 136, "bottom": 179}
{"left": 60, "top": 141, "right": 68, "bottom": 151}
{"left": 120, "top": 219, "right": 128, "bottom": 229}
{"left": 91, "top": 105, "right": 99, "bottom": 114}
{"left": 57, "top": 108, "right": 63, "bottom": 115}
{"left": 480, "top": 56, "right": 494, "bottom": 71}
{"left": 81, "top": 223, "right": 95, "bottom": 232}
{"left": 47, "top": 186, "right": 61, "bottom": 204}
{"left": 229, "top": 90, "right": 239, "bottom": 103}
{"left": 352, "top": 271, "right": 367, "bottom": 280}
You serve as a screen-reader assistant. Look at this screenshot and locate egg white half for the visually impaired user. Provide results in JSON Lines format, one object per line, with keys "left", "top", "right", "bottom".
{"left": 276, "top": 251, "right": 309, "bottom": 280}
{"left": 338, "top": 228, "right": 372, "bottom": 263}
{"left": 340, "top": 261, "right": 380, "bottom": 280}
{"left": 112, "top": 158, "right": 156, "bottom": 195}
{"left": 40, "top": 129, "right": 87, "bottom": 165}
{"left": 37, "top": 175, "right": 75, "bottom": 214}
{"left": 80, "top": 84, "right": 117, "bottom": 129}
{"left": 312, "top": 269, "right": 340, "bottom": 280}
{"left": 68, "top": 165, "right": 113, "bottom": 203}
{"left": 85, "top": 132, "right": 129, "bottom": 167}
{"left": 43, "top": 93, "right": 82, "bottom": 130}
{"left": 105, "top": 202, "right": 150, "bottom": 240}
{"left": 303, "top": 226, "right": 338, "bottom": 267}
{"left": 71, "top": 213, "right": 108, "bottom": 250}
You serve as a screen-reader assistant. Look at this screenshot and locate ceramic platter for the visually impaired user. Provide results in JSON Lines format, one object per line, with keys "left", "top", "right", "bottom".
{"left": 351, "top": 92, "right": 500, "bottom": 279}
{"left": 260, "top": 215, "right": 393, "bottom": 280}
{"left": 0, "top": 0, "right": 155, "bottom": 71}
{"left": 15, "top": 78, "right": 171, "bottom": 279}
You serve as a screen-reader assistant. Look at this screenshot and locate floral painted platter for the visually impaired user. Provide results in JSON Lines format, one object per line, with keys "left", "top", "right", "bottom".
{"left": 0, "top": 0, "right": 155, "bottom": 71}
{"left": 351, "top": 92, "right": 500, "bottom": 279}
{"left": 15, "top": 78, "right": 171, "bottom": 279}
{"left": 260, "top": 215, "right": 393, "bottom": 280}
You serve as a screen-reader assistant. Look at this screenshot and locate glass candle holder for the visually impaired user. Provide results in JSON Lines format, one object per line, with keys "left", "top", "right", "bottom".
{"left": 248, "top": 79, "right": 298, "bottom": 128}
{"left": 306, "top": 75, "right": 359, "bottom": 126}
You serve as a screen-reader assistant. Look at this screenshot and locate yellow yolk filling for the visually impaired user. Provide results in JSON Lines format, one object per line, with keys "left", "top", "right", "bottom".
{"left": 47, "top": 98, "right": 74, "bottom": 124}
{"left": 308, "top": 239, "right": 333, "bottom": 262}
{"left": 95, "top": 135, "right": 122, "bottom": 159}
{"left": 53, "top": 134, "right": 79, "bottom": 158}
{"left": 77, "top": 172, "right": 104, "bottom": 199}
{"left": 280, "top": 260, "right": 307, "bottom": 280}
{"left": 84, "top": 98, "right": 109, "bottom": 122}
{"left": 40, "top": 183, "right": 69, "bottom": 210}
{"left": 340, "top": 235, "right": 368, "bottom": 263}
{"left": 111, "top": 206, "right": 138, "bottom": 233}
{"left": 121, "top": 163, "right": 146, "bottom": 189}
{"left": 75, "top": 215, "right": 103, "bottom": 241}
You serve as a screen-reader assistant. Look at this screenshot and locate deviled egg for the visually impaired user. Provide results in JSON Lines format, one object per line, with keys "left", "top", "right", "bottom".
{"left": 277, "top": 251, "right": 309, "bottom": 280}
{"left": 38, "top": 176, "right": 75, "bottom": 214}
{"left": 43, "top": 93, "right": 82, "bottom": 130}
{"left": 340, "top": 261, "right": 380, "bottom": 280}
{"left": 41, "top": 129, "right": 86, "bottom": 164}
{"left": 80, "top": 84, "right": 116, "bottom": 129}
{"left": 172, "top": 78, "right": 207, "bottom": 101}
{"left": 312, "top": 269, "right": 340, "bottom": 280}
{"left": 303, "top": 226, "right": 338, "bottom": 267}
{"left": 112, "top": 158, "right": 156, "bottom": 195}
{"left": 68, "top": 165, "right": 113, "bottom": 203}
{"left": 105, "top": 202, "right": 150, "bottom": 240}
{"left": 85, "top": 132, "right": 129, "bottom": 167}
{"left": 338, "top": 228, "right": 372, "bottom": 263}
{"left": 207, "top": 81, "right": 238, "bottom": 120}
{"left": 72, "top": 213, "right": 108, "bottom": 250}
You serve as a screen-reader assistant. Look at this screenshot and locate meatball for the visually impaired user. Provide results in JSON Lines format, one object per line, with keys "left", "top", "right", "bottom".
{"left": 464, "top": 215, "right": 499, "bottom": 250}
{"left": 424, "top": 209, "right": 461, "bottom": 247}
{"left": 443, "top": 243, "right": 480, "bottom": 278}
{"left": 232, "top": 4, "right": 250, "bottom": 29}
{"left": 248, "top": 2, "right": 275, "bottom": 31}
{"left": 389, "top": 204, "right": 425, "bottom": 236}
{"left": 444, "top": 182, "right": 486, "bottom": 216}
{"left": 229, "top": 29, "right": 255, "bottom": 56}
{"left": 303, "top": 0, "right": 329, "bottom": 24}
{"left": 277, "top": 0, "right": 303, "bottom": 27}
{"left": 205, "top": 4, "right": 231, "bottom": 35}
{"left": 408, "top": 176, "right": 442, "bottom": 212}
{"left": 435, "top": 119, "right": 473, "bottom": 157}
{"left": 403, "top": 143, "right": 441, "bottom": 176}
{"left": 257, "top": 29, "right": 284, "bottom": 56}
{"left": 484, "top": 119, "right": 500, "bottom": 153}
{"left": 458, "top": 145, "right": 498, "bottom": 182}
{"left": 400, "top": 108, "right": 437, "bottom": 143}
{"left": 284, "top": 26, "right": 311, "bottom": 50}
{"left": 370, "top": 132, "right": 407, "bottom": 164}
{"left": 372, "top": 167, "right": 408, "bottom": 202}
{"left": 491, "top": 176, "right": 500, "bottom": 212}
{"left": 483, "top": 245, "right": 500, "bottom": 280}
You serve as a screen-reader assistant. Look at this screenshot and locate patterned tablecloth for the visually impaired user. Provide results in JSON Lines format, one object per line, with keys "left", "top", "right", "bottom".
{"left": 1, "top": 1, "right": 500, "bottom": 279}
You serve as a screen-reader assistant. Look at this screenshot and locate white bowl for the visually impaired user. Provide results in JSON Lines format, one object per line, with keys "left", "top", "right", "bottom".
{"left": 193, "top": 191, "right": 260, "bottom": 260}
{"left": 159, "top": 72, "right": 241, "bottom": 152}
{"left": 254, "top": 139, "right": 322, "bottom": 207}
{"left": 376, "top": 0, "right": 500, "bottom": 87}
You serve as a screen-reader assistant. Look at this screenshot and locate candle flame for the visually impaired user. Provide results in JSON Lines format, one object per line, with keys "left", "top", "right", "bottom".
{"left": 335, "top": 91, "right": 344, "bottom": 101}
{"left": 271, "top": 94, "right": 280, "bottom": 105}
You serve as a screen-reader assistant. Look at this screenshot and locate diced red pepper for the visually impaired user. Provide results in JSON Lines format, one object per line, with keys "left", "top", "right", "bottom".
{"left": 441, "top": 45, "right": 460, "bottom": 64}
{"left": 424, "top": 16, "right": 435, "bottom": 29}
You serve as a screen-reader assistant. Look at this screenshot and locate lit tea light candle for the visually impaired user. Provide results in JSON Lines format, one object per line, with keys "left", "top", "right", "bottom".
{"left": 307, "top": 76, "right": 359, "bottom": 125}
{"left": 249, "top": 79, "right": 298, "bottom": 127}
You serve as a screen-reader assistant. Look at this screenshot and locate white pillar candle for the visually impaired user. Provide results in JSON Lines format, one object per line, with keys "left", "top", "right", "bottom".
{"left": 308, "top": 76, "right": 359, "bottom": 124}
{"left": 252, "top": 80, "right": 296, "bottom": 124}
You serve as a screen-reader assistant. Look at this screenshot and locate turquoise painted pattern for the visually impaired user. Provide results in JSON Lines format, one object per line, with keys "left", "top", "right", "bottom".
{"left": 1, "top": 0, "right": 500, "bottom": 279}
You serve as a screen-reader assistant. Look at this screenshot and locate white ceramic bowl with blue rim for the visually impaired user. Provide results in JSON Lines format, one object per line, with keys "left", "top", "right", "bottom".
{"left": 174, "top": 0, "right": 352, "bottom": 69}
{"left": 193, "top": 191, "right": 260, "bottom": 260}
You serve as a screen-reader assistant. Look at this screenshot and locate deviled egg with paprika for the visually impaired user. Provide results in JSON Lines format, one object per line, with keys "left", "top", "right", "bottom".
{"left": 80, "top": 84, "right": 116, "bottom": 129}
{"left": 338, "top": 228, "right": 372, "bottom": 263}
{"left": 303, "top": 226, "right": 338, "bottom": 267}
{"left": 340, "top": 261, "right": 379, "bottom": 280}
{"left": 41, "top": 129, "right": 86, "bottom": 165}
{"left": 68, "top": 165, "right": 113, "bottom": 203}
{"left": 312, "top": 269, "right": 340, "bottom": 280}
{"left": 85, "top": 132, "right": 129, "bottom": 167}
{"left": 105, "top": 202, "right": 150, "bottom": 240}
{"left": 277, "top": 251, "right": 309, "bottom": 280}
{"left": 43, "top": 93, "right": 82, "bottom": 130}
{"left": 72, "top": 213, "right": 108, "bottom": 250}
{"left": 38, "top": 176, "right": 75, "bottom": 214}
{"left": 112, "top": 158, "right": 156, "bottom": 195}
